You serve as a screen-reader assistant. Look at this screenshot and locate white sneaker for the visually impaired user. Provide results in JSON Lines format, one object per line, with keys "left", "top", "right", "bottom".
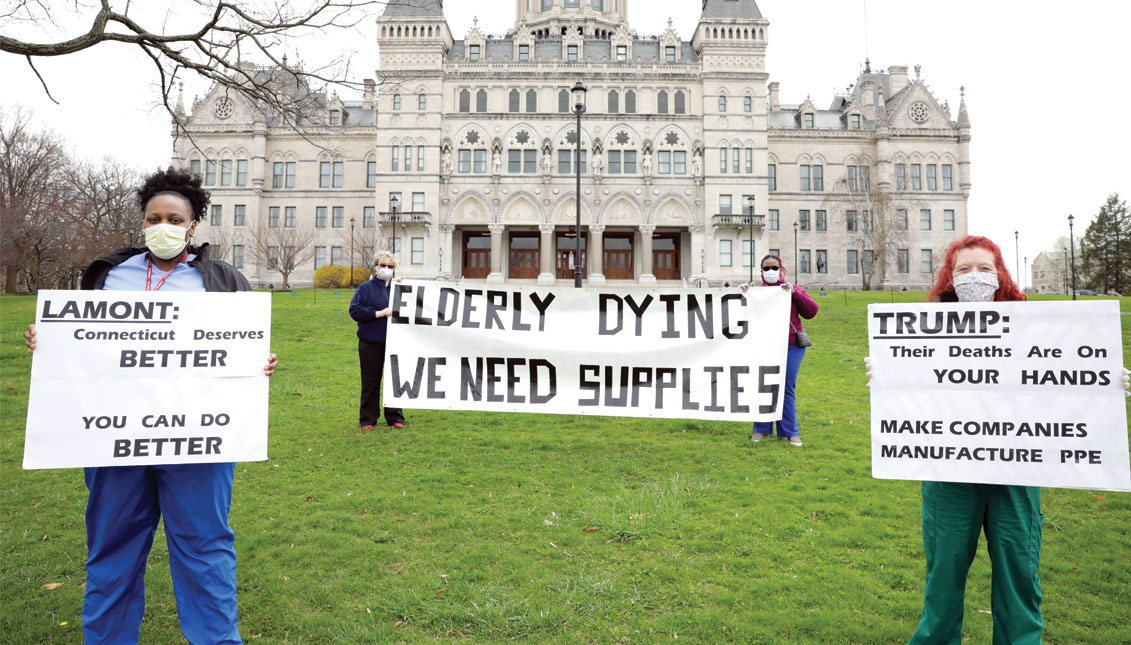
{"left": 788, "top": 437, "right": 803, "bottom": 447}
{"left": 751, "top": 433, "right": 765, "bottom": 443}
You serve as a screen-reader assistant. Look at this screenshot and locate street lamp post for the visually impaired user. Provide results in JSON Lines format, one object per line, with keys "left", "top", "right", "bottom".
{"left": 390, "top": 194, "right": 400, "bottom": 260}
{"left": 1024, "top": 256, "right": 1028, "bottom": 292}
{"left": 1068, "top": 214, "right": 1077, "bottom": 300}
{"left": 747, "top": 195, "right": 756, "bottom": 284}
{"left": 349, "top": 217, "right": 356, "bottom": 288}
{"left": 571, "top": 81, "right": 587, "bottom": 288}
{"left": 793, "top": 220, "right": 799, "bottom": 276}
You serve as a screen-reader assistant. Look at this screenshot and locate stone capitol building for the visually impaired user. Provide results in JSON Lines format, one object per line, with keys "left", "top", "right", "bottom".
{"left": 176, "top": 0, "right": 971, "bottom": 289}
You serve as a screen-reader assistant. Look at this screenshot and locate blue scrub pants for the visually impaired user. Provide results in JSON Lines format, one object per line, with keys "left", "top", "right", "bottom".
{"left": 82, "top": 463, "right": 241, "bottom": 644}
{"left": 752, "top": 344, "right": 806, "bottom": 438}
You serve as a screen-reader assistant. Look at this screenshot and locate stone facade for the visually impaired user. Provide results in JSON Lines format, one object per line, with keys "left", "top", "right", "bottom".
{"left": 175, "top": 0, "right": 970, "bottom": 289}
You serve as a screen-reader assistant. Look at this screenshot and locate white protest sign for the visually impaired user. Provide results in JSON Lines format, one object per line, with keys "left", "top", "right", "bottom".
{"left": 384, "top": 282, "right": 791, "bottom": 422}
{"left": 24, "top": 290, "right": 272, "bottom": 469}
{"left": 868, "top": 301, "right": 1130, "bottom": 491}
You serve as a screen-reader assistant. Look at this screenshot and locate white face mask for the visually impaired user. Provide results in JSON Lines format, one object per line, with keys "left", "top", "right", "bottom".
{"left": 953, "top": 271, "right": 999, "bottom": 302}
{"left": 762, "top": 269, "right": 781, "bottom": 284}
{"left": 376, "top": 267, "right": 394, "bottom": 280}
{"left": 145, "top": 222, "right": 192, "bottom": 259}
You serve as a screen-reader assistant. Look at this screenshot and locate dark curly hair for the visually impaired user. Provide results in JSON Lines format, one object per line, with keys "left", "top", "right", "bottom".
{"left": 136, "top": 166, "right": 210, "bottom": 221}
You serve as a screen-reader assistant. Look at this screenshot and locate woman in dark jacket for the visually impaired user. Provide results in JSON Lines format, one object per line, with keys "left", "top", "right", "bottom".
{"left": 743, "top": 254, "right": 819, "bottom": 446}
{"left": 349, "top": 250, "right": 405, "bottom": 429}
{"left": 24, "top": 167, "right": 276, "bottom": 644}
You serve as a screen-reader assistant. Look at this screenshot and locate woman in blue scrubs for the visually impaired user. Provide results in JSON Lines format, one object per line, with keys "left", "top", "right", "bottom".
{"left": 25, "top": 167, "right": 277, "bottom": 644}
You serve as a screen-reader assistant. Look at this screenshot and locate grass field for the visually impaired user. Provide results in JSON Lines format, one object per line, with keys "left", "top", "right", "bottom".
{"left": 2, "top": 289, "right": 1129, "bottom": 644}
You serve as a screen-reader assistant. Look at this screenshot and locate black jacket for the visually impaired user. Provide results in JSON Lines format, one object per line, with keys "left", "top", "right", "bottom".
{"left": 80, "top": 244, "right": 251, "bottom": 293}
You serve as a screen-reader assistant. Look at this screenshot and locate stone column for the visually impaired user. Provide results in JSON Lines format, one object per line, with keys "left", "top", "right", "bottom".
{"left": 536, "top": 223, "right": 556, "bottom": 285}
{"left": 487, "top": 222, "right": 505, "bottom": 283}
{"left": 438, "top": 224, "right": 454, "bottom": 279}
{"left": 638, "top": 224, "right": 656, "bottom": 285}
{"left": 689, "top": 224, "right": 705, "bottom": 286}
{"left": 588, "top": 224, "right": 606, "bottom": 285}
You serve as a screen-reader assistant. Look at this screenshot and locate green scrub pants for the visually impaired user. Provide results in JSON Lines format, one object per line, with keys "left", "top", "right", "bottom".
{"left": 908, "top": 481, "right": 1043, "bottom": 645}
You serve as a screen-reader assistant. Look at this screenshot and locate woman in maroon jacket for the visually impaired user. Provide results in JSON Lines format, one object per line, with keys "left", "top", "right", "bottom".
{"left": 745, "top": 254, "right": 819, "bottom": 446}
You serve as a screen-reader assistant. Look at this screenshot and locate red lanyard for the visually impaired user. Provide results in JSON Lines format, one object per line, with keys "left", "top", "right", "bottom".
{"left": 146, "top": 252, "right": 188, "bottom": 291}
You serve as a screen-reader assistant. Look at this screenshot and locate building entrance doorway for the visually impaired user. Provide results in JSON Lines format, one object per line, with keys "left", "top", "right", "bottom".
{"left": 462, "top": 231, "right": 491, "bottom": 279}
{"left": 603, "top": 233, "right": 634, "bottom": 280}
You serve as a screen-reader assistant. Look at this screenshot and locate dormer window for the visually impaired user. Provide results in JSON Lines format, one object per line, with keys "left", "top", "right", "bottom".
{"left": 519, "top": 44, "right": 530, "bottom": 61}
{"left": 665, "top": 46, "right": 676, "bottom": 62}
{"left": 803, "top": 113, "right": 814, "bottom": 128}
{"left": 850, "top": 114, "right": 861, "bottom": 129}
{"left": 567, "top": 45, "right": 578, "bottom": 61}
{"left": 616, "top": 45, "right": 627, "bottom": 62}
{"left": 329, "top": 110, "right": 340, "bottom": 125}
{"left": 469, "top": 45, "right": 480, "bottom": 61}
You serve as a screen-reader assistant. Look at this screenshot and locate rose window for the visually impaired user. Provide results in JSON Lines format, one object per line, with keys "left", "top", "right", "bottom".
{"left": 908, "top": 102, "right": 929, "bottom": 124}
{"left": 214, "top": 97, "right": 234, "bottom": 119}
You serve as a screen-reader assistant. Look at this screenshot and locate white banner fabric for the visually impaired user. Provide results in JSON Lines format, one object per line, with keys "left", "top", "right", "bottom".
{"left": 24, "top": 290, "right": 272, "bottom": 469}
{"left": 868, "top": 301, "right": 1130, "bottom": 491}
{"left": 384, "top": 282, "right": 791, "bottom": 422}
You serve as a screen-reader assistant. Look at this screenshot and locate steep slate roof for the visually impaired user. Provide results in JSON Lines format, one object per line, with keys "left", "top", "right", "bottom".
{"left": 381, "top": 0, "right": 444, "bottom": 17}
{"left": 700, "top": 0, "right": 763, "bottom": 19}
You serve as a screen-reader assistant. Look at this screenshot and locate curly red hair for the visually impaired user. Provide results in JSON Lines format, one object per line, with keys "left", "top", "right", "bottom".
{"left": 927, "top": 236, "right": 1027, "bottom": 303}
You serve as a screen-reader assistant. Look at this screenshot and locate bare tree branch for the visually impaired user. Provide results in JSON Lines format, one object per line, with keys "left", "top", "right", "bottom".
{"left": 2, "top": 1, "right": 388, "bottom": 129}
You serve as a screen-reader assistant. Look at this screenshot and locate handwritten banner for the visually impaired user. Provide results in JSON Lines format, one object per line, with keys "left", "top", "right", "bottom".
{"left": 868, "top": 301, "right": 1130, "bottom": 491}
{"left": 24, "top": 290, "right": 272, "bottom": 469}
{"left": 384, "top": 282, "right": 791, "bottom": 422}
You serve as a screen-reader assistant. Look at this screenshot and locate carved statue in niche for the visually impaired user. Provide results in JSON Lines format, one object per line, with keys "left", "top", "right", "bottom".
{"left": 591, "top": 150, "right": 604, "bottom": 180}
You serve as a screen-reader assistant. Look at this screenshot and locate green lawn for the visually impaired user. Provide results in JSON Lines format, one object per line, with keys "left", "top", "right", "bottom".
{"left": 2, "top": 289, "right": 1129, "bottom": 644}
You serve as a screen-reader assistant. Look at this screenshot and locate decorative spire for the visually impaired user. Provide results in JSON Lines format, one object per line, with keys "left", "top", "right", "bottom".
{"left": 875, "top": 87, "right": 888, "bottom": 124}
{"left": 174, "top": 81, "right": 185, "bottom": 117}
{"left": 957, "top": 86, "right": 970, "bottom": 128}
{"left": 914, "top": 64, "right": 921, "bottom": 80}
{"left": 864, "top": 57, "right": 871, "bottom": 73}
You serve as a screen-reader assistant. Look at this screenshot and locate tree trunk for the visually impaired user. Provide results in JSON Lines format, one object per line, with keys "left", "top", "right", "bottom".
{"left": 5, "top": 265, "right": 19, "bottom": 294}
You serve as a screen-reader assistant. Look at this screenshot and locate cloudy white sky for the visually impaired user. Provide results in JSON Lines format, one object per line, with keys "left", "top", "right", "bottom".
{"left": 3, "top": 0, "right": 1128, "bottom": 283}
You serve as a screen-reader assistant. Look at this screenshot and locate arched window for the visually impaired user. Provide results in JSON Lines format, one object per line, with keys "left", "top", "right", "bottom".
{"left": 625, "top": 90, "right": 636, "bottom": 113}
{"left": 509, "top": 89, "right": 521, "bottom": 113}
{"left": 558, "top": 89, "right": 569, "bottom": 113}
{"left": 744, "top": 96, "right": 752, "bottom": 113}
{"left": 418, "top": 94, "right": 427, "bottom": 110}
{"left": 657, "top": 90, "right": 668, "bottom": 114}
{"left": 476, "top": 89, "right": 488, "bottom": 112}
{"left": 526, "top": 89, "right": 538, "bottom": 113}
{"left": 674, "top": 91, "right": 686, "bottom": 114}
{"left": 718, "top": 95, "right": 727, "bottom": 113}
{"left": 459, "top": 89, "right": 470, "bottom": 113}
{"left": 608, "top": 90, "right": 619, "bottom": 113}
{"left": 393, "top": 94, "right": 401, "bottom": 111}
